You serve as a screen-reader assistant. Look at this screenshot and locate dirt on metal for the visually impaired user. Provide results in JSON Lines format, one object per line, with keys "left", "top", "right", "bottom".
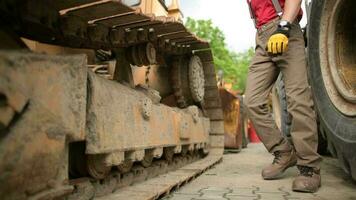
{"left": 0, "top": 1, "right": 224, "bottom": 199}
{"left": 218, "top": 88, "right": 243, "bottom": 150}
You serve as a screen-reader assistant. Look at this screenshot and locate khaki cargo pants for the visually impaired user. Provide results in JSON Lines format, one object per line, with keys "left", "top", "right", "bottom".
{"left": 244, "top": 18, "right": 321, "bottom": 169}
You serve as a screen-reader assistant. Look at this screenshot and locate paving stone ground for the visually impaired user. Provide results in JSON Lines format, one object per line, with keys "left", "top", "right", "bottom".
{"left": 163, "top": 143, "right": 356, "bottom": 200}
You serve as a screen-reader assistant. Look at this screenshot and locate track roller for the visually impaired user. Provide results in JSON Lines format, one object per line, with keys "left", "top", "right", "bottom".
{"left": 87, "top": 154, "right": 111, "bottom": 180}
{"left": 141, "top": 149, "right": 154, "bottom": 167}
{"left": 163, "top": 147, "right": 175, "bottom": 162}
{"left": 117, "top": 160, "right": 134, "bottom": 174}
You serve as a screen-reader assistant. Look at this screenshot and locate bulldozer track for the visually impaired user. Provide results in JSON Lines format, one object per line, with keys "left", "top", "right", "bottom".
{"left": 0, "top": 0, "right": 210, "bottom": 54}
{"left": 0, "top": 1, "right": 225, "bottom": 199}
{"left": 0, "top": 47, "right": 223, "bottom": 200}
{"left": 96, "top": 155, "right": 222, "bottom": 200}
{"left": 65, "top": 154, "right": 222, "bottom": 200}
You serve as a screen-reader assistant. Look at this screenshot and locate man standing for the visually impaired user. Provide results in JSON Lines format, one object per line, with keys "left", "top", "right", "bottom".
{"left": 244, "top": 0, "right": 322, "bottom": 193}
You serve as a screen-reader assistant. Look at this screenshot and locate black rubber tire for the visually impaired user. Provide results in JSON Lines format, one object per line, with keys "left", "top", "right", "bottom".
{"left": 317, "top": 120, "right": 330, "bottom": 156}
{"left": 274, "top": 74, "right": 329, "bottom": 155}
{"left": 273, "top": 74, "right": 292, "bottom": 139}
{"left": 308, "top": 0, "right": 356, "bottom": 180}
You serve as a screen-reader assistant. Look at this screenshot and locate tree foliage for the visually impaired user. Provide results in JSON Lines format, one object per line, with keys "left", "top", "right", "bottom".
{"left": 185, "top": 17, "right": 253, "bottom": 92}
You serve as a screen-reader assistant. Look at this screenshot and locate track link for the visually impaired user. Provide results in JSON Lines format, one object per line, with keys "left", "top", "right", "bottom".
{"left": 95, "top": 155, "right": 222, "bottom": 200}
{"left": 66, "top": 153, "right": 221, "bottom": 200}
{"left": 0, "top": 1, "right": 225, "bottom": 199}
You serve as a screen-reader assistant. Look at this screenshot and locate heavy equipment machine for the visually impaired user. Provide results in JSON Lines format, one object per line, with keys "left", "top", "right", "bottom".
{"left": 0, "top": 0, "right": 224, "bottom": 199}
{"left": 220, "top": 88, "right": 244, "bottom": 152}
{"left": 217, "top": 72, "right": 247, "bottom": 151}
{"left": 273, "top": 0, "right": 356, "bottom": 181}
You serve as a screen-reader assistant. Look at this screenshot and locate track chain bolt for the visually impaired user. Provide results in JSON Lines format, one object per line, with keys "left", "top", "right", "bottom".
{"left": 141, "top": 98, "right": 152, "bottom": 120}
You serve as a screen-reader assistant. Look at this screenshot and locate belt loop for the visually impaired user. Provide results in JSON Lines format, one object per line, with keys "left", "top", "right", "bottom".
{"left": 257, "top": 17, "right": 279, "bottom": 34}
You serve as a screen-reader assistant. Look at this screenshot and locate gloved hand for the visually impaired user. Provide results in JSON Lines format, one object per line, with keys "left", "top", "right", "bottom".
{"left": 267, "top": 21, "right": 291, "bottom": 55}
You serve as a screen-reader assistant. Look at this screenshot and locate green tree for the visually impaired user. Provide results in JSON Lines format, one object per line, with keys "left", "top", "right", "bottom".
{"left": 231, "top": 48, "right": 254, "bottom": 92}
{"left": 185, "top": 17, "right": 253, "bottom": 92}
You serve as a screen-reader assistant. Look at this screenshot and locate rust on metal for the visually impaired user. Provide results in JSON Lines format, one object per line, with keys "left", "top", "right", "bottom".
{"left": 219, "top": 89, "right": 243, "bottom": 149}
{"left": 1, "top": 0, "right": 210, "bottom": 51}
{"left": 0, "top": 0, "right": 225, "bottom": 199}
{"left": 0, "top": 52, "right": 87, "bottom": 199}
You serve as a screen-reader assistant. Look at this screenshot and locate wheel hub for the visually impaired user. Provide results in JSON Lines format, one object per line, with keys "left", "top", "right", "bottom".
{"left": 320, "top": 0, "right": 356, "bottom": 116}
{"left": 189, "top": 55, "right": 205, "bottom": 103}
{"left": 171, "top": 55, "right": 205, "bottom": 108}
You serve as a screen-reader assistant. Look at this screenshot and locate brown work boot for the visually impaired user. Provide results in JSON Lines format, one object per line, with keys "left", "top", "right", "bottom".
{"left": 292, "top": 166, "right": 321, "bottom": 193}
{"left": 262, "top": 150, "right": 297, "bottom": 180}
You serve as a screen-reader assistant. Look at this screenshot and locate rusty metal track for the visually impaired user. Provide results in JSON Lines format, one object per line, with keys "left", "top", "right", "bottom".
{"left": 0, "top": 1, "right": 225, "bottom": 199}
{"left": 0, "top": 51, "right": 224, "bottom": 200}
{"left": 63, "top": 152, "right": 221, "bottom": 200}
{"left": 0, "top": 0, "right": 210, "bottom": 53}
{"left": 94, "top": 155, "right": 222, "bottom": 200}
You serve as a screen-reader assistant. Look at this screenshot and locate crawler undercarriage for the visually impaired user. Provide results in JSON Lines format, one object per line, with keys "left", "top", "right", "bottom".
{"left": 0, "top": 1, "right": 224, "bottom": 199}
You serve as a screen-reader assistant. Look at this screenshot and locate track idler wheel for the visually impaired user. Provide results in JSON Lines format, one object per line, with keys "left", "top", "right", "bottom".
{"left": 87, "top": 154, "right": 111, "bottom": 180}
{"left": 117, "top": 160, "right": 133, "bottom": 174}
{"left": 171, "top": 55, "right": 205, "bottom": 108}
{"left": 189, "top": 56, "right": 205, "bottom": 103}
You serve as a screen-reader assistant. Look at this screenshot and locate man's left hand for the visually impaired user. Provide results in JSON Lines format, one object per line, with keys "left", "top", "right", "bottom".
{"left": 267, "top": 21, "right": 291, "bottom": 55}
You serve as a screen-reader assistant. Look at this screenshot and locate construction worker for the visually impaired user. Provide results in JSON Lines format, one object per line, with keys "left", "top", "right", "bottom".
{"left": 244, "top": 0, "right": 322, "bottom": 193}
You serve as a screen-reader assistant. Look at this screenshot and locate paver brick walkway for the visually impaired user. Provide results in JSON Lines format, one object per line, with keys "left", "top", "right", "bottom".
{"left": 163, "top": 144, "right": 356, "bottom": 200}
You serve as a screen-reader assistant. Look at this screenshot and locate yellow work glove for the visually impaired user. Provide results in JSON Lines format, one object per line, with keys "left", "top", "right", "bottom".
{"left": 267, "top": 20, "right": 291, "bottom": 55}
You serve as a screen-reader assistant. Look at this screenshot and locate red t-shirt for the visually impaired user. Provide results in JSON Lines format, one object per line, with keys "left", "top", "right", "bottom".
{"left": 250, "top": 0, "right": 303, "bottom": 28}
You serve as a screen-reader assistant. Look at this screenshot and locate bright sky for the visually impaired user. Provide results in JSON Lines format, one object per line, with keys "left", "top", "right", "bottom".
{"left": 180, "top": 0, "right": 307, "bottom": 53}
